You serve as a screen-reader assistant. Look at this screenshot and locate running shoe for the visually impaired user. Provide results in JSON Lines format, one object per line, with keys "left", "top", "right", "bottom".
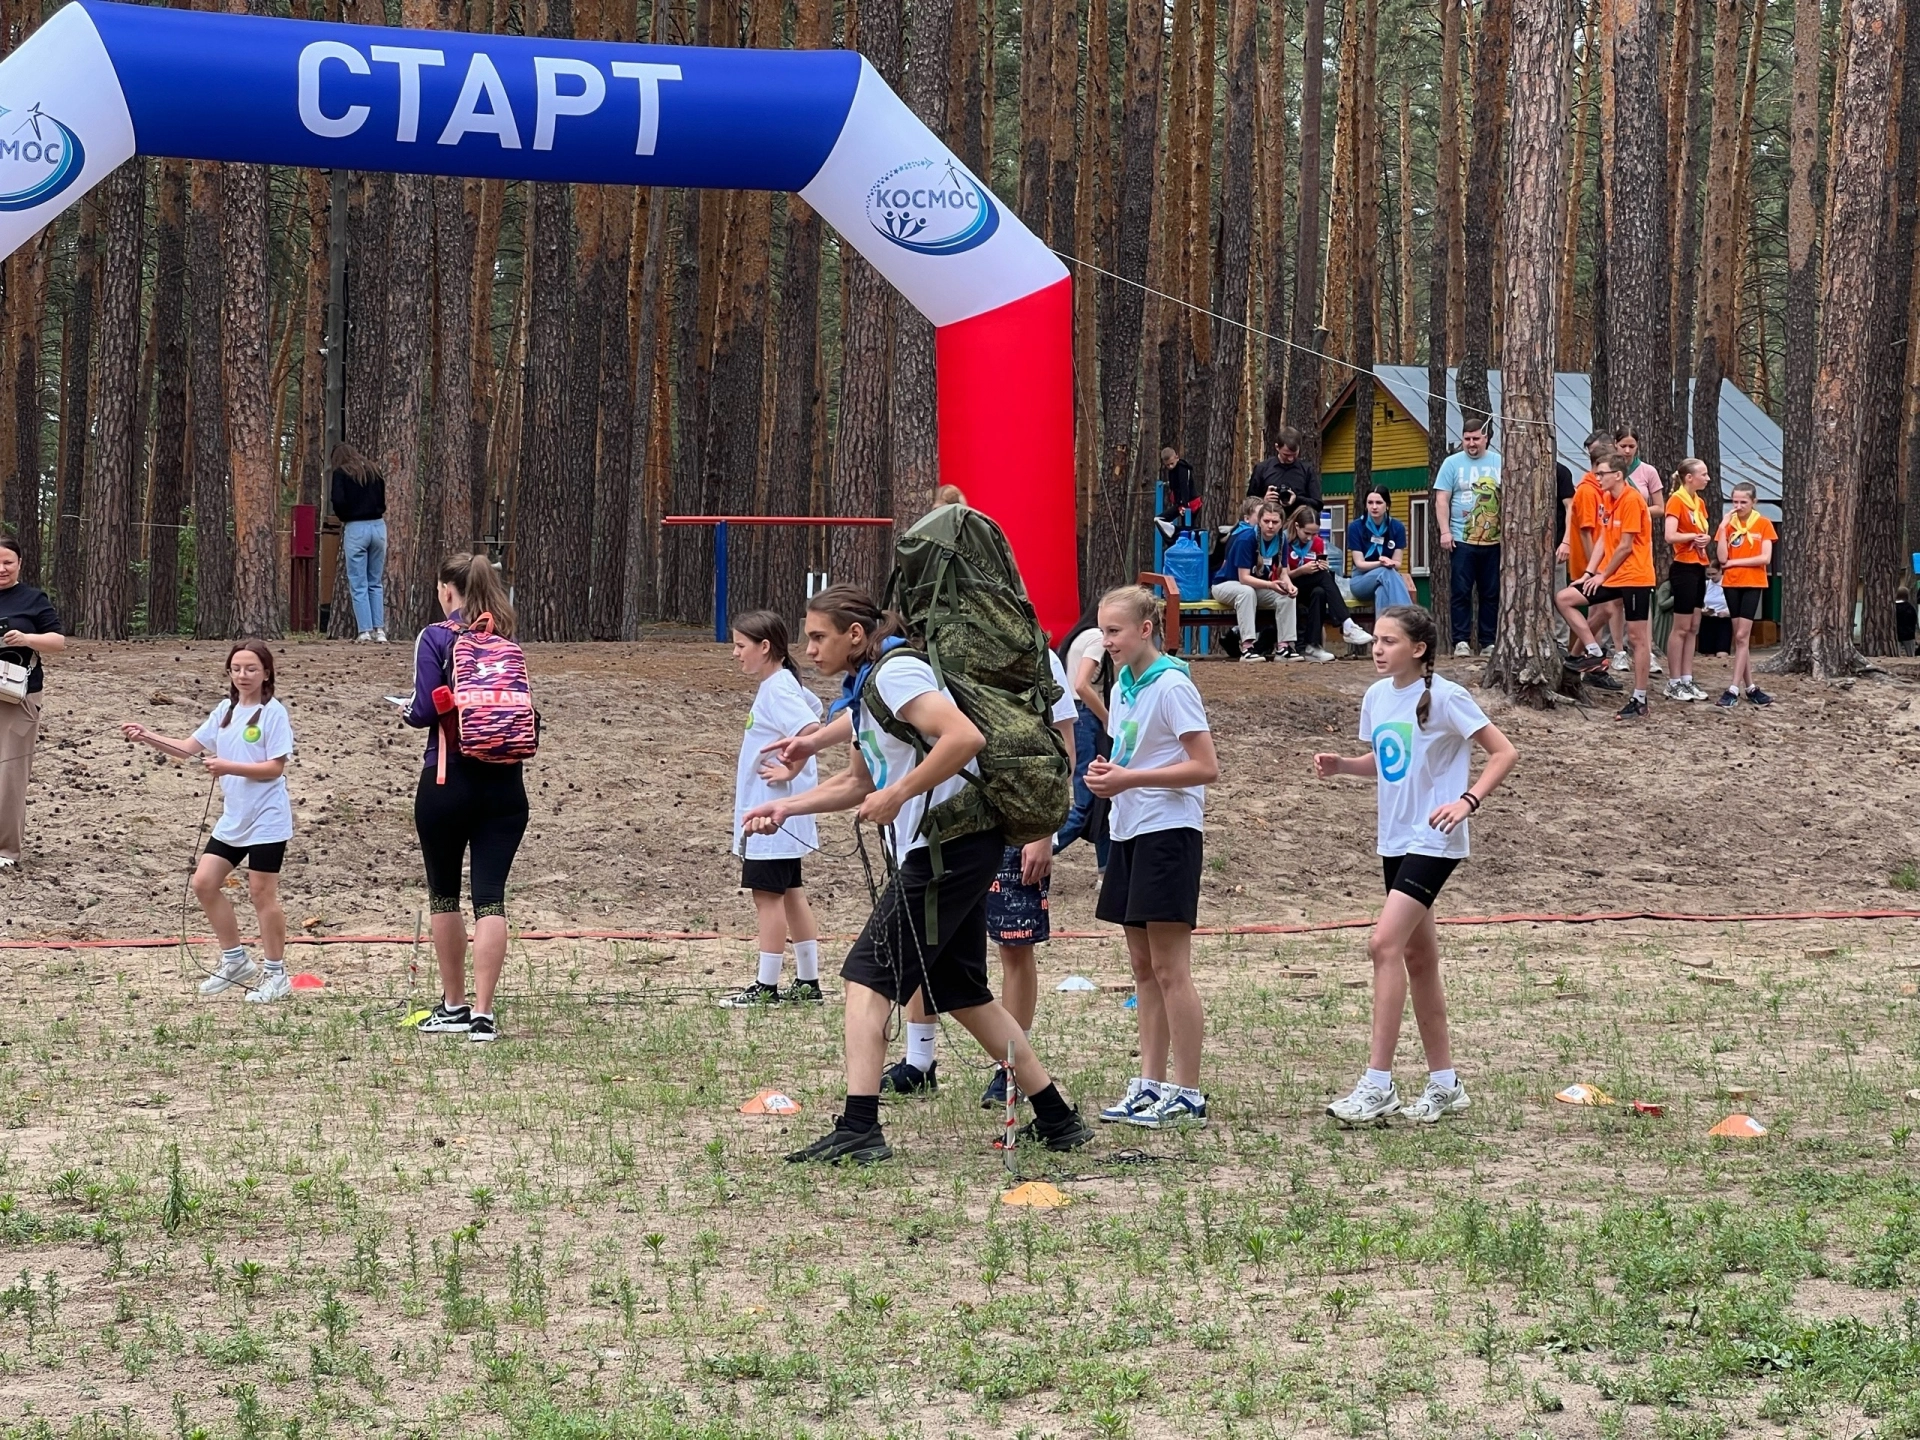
{"left": 1342, "top": 619, "right": 1373, "bottom": 646}
{"left": 418, "top": 1002, "right": 472, "bottom": 1034}
{"left": 1684, "top": 681, "right": 1711, "bottom": 701}
{"left": 1400, "top": 1077, "right": 1471, "bottom": 1125}
{"left": 1154, "top": 517, "right": 1178, "bottom": 540}
{"left": 1611, "top": 650, "right": 1631, "bottom": 673}
{"left": 1714, "top": 688, "right": 1741, "bottom": 709}
{"left": 1662, "top": 680, "right": 1692, "bottom": 703}
{"left": 1648, "top": 656, "right": 1664, "bottom": 676}
{"left": 1568, "top": 651, "right": 1609, "bottom": 674}
{"left": 243, "top": 970, "right": 292, "bottom": 1004}
{"left": 1302, "top": 646, "right": 1337, "bottom": 663}
{"left": 1454, "top": 641, "right": 1471, "bottom": 658}
{"left": 467, "top": 1014, "right": 499, "bottom": 1043}
{"left": 718, "top": 981, "right": 783, "bottom": 1008}
{"left": 980, "top": 1066, "right": 1013, "bottom": 1110}
{"left": 786, "top": 1116, "right": 892, "bottom": 1165}
{"left": 1014, "top": 1106, "right": 1097, "bottom": 1152}
{"left": 1745, "top": 686, "right": 1773, "bottom": 707}
{"left": 783, "top": 978, "right": 825, "bottom": 1004}
{"left": 1584, "top": 670, "right": 1624, "bottom": 692}
{"left": 1135, "top": 1089, "right": 1208, "bottom": 1129}
{"left": 1099, "top": 1078, "right": 1162, "bottom": 1125}
{"left": 1327, "top": 1079, "right": 1401, "bottom": 1126}
{"left": 198, "top": 953, "right": 259, "bottom": 996}
{"left": 1615, "top": 698, "right": 1648, "bottom": 721}
{"left": 879, "top": 1058, "right": 938, "bottom": 1099}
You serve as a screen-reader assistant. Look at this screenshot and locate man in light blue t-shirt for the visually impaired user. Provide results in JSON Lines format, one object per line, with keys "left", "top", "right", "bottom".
{"left": 1431, "top": 417, "right": 1503, "bottom": 656}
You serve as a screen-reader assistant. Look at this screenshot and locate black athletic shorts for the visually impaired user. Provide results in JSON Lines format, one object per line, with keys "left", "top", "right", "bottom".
{"left": 205, "top": 838, "right": 286, "bottom": 874}
{"left": 1669, "top": 562, "right": 1707, "bottom": 616}
{"left": 986, "top": 844, "right": 1050, "bottom": 947}
{"left": 1382, "top": 853, "right": 1459, "bottom": 908}
{"left": 840, "top": 828, "right": 1004, "bottom": 1013}
{"left": 1097, "top": 827, "right": 1204, "bottom": 929}
{"left": 740, "top": 857, "right": 804, "bottom": 894}
{"left": 1590, "top": 585, "right": 1652, "bottom": 623}
{"left": 1726, "top": 588, "right": 1764, "bottom": 622}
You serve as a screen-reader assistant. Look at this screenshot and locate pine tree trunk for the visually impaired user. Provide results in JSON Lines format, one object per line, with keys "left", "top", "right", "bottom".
{"left": 53, "top": 204, "right": 98, "bottom": 613}
{"left": 1726, "top": 0, "right": 1768, "bottom": 362}
{"left": 1349, "top": 0, "right": 1378, "bottom": 495}
{"left": 1018, "top": 0, "right": 1053, "bottom": 236}
{"left": 1854, "top": 3, "right": 1917, "bottom": 655}
{"left": 1692, "top": 0, "right": 1743, "bottom": 524}
{"left": 1771, "top": 0, "right": 1824, "bottom": 649}
{"left": 1668, "top": 0, "right": 1707, "bottom": 472}
{"left": 1790, "top": 0, "right": 1896, "bottom": 676}
{"left": 295, "top": 168, "right": 327, "bottom": 520}
{"left": 949, "top": 0, "right": 988, "bottom": 176}
{"left": 892, "top": 0, "right": 956, "bottom": 521}
{"left": 187, "top": 163, "right": 234, "bottom": 638}
{"left": 1321, "top": 7, "right": 1358, "bottom": 371}
{"left": 148, "top": 161, "right": 189, "bottom": 634}
{"left": 1604, "top": 0, "right": 1673, "bottom": 464}
{"left": 1286, "top": 0, "right": 1326, "bottom": 441}
{"left": 83, "top": 160, "right": 145, "bottom": 639}
{"left": 222, "top": 153, "right": 279, "bottom": 638}
{"left": 1180, "top": 0, "right": 1216, "bottom": 471}
{"left": 622, "top": 184, "right": 671, "bottom": 635}
{"left": 3, "top": 236, "right": 48, "bottom": 584}
{"left": 1487, "top": 0, "right": 1569, "bottom": 704}
{"left": 1047, "top": 0, "right": 1081, "bottom": 253}
{"left": 1203, "top": 0, "right": 1259, "bottom": 527}
{"left": 1458, "top": 0, "right": 1511, "bottom": 423}
{"left": 1259, "top": 0, "right": 1287, "bottom": 399}
{"left": 1075, "top": 0, "right": 1111, "bottom": 583}
{"left": 1397, "top": 72, "right": 1416, "bottom": 364}
{"left": 558, "top": 180, "right": 606, "bottom": 636}
{"left": 469, "top": 177, "right": 505, "bottom": 540}
{"left": 1558, "top": 0, "right": 1598, "bottom": 363}
{"left": 589, "top": 189, "right": 636, "bottom": 638}
{"left": 1429, "top": 0, "right": 1461, "bottom": 654}
{"left": 667, "top": 182, "right": 706, "bottom": 621}
{"left": 430, "top": 168, "right": 477, "bottom": 565}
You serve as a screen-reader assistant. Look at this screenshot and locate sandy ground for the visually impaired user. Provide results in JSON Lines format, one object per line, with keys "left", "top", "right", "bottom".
{"left": 4, "top": 632, "right": 1918, "bottom": 954}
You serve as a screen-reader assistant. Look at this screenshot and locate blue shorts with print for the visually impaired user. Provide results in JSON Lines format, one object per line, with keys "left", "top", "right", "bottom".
{"left": 986, "top": 844, "right": 1050, "bottom": 947}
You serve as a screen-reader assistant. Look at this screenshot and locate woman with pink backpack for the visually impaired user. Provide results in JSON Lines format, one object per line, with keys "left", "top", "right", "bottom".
{"left": 406, "top": 553, "right": 535, "bottom": 1043}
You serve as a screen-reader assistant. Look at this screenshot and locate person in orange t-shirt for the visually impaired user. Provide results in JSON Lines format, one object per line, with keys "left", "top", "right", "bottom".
{"left": 1661, "top": 459, "right": 1715, "bottom": 702}
{"left": 1555, "top": 448, "right": 1656, "bottom": 719}
{"left": 1558, "top": 444, "right": 1625, "bottom": 677}
{"left": 1712, "top": 481, "right": 1777, "bottom": 707}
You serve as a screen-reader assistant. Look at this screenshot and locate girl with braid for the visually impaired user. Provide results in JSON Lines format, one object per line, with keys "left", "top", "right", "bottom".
{"left": 1312, "top": 606, "right": 1517, "bottom": 1127}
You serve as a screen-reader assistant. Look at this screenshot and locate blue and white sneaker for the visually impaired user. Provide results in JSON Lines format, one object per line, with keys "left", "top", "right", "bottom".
{"left": 1135, "top": 1087, "right": 1208, "bottom": 1129}
{"left": 1098, "top": 1078, "right": 1162, "bottom": 1125}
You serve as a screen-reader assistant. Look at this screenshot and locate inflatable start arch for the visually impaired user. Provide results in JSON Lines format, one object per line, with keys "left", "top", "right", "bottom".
{"left": 0, "top": 0, "right": 1078, "bottom": 634}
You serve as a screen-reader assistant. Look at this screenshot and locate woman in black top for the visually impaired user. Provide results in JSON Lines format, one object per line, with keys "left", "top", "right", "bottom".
{"left": 0, "top": 536, "right": 66, "bottom": 870}
{"left": 330, "top": 442, "right": 389, "bottom": 643}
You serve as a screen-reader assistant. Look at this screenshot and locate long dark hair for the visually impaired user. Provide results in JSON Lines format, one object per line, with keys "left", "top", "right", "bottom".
{"left": 221, "top": 640, "right": 276, "bottom": 729}
{"left": 731, "top": 608, "right": 799, "bottom": 676}
{"left": 331, "top": 441, "right": 375, "bottom": 485}
{"left": 439, "top": 552, "right": 515, "bottom": 637}
{"left": 1379, "top": 604, "right": 1437, "bottom": 728}
{"left": 804, "top": 584, "right": 904, "bottom": 667}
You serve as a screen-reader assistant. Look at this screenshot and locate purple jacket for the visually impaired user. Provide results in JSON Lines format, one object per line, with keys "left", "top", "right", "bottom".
{"left": 404, "top": 614, "right": 460, "bottom": 769}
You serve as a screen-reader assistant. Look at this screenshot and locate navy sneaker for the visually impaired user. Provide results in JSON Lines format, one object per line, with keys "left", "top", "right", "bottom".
{"left": 1615, "top": 697, "right": 1648, "bottom": 721}
{"left": 980, "top": 1066, "right": 1013, "bottom": 1110}
{"left": 1714, "top": 688, "right": 1740, "bottom": 709}
{"left": 1745, "top": 686, "right": 1773, "bottom": 707}
{"left": 880, "top": 1058, "right": 938, "bottom": 1099}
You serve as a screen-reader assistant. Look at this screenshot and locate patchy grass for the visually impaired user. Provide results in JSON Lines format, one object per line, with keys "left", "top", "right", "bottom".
{"left": 1, "top": 920, "right": 1919, "bottom": 1438}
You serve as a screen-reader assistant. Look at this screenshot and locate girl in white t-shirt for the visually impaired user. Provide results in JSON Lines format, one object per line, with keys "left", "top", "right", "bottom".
{"left": 1313, "top": 605, "right": 1515, "bottom": 1126}
{"left": 720, "top": 610, "right": 827, "bottom": 1008}
{"left": 1085, "top": 585, "right": 1220, "bottom": 1130}
{"left": 123, "top": 641, "right": 297, "bottom": 1003}
{"left": 741, "top": 584, "right": 1092, "bottom": 1165}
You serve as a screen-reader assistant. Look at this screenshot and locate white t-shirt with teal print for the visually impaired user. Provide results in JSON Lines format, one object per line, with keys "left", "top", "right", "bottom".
{"left": 734, "top": 669, "right": 824, "bottom": 860}
{"left": 1434, "top": 448, "right": 1504, "bottom": 544}
{"left": 856, "top": 655, "right": 976, "bottom": 857}
{"left": 191, "top": 698, "right": 295, "bottom": 846}
{"left": 1359, "top": 673, "right": 1489, "bottom": 859}
{"left": 1106, "top": 660, "right": 1209, "bottom": 841}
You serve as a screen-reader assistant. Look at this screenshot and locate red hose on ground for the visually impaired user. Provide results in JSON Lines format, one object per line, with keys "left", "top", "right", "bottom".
{"left": 5, "top": 908, "right": 1918, "bottom": 952}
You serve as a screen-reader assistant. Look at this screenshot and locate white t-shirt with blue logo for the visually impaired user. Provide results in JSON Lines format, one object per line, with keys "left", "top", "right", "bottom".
{"left": 1106, "top": 667, "right": 1209, "bottom": 842}
{"left": 191, "top": 699, "right": 295, "bottom": 847}
{"left": 857, "top": 655, "right": 977, "bottom": 857}
{"left": 734, "top": 669, "right": 825, "bottom": 860}
{"left": 1359, "top": 674, "right": 1489, "bottom": 859}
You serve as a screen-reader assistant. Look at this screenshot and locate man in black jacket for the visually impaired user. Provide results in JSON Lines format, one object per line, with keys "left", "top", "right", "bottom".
{"left": 1247, "top": 426, "right": 1321, "bottom": 516}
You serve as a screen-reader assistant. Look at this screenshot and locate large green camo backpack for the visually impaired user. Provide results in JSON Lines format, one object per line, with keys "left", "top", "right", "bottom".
{"left": 861, "top": 503, "right": 1072, "bottom": 858}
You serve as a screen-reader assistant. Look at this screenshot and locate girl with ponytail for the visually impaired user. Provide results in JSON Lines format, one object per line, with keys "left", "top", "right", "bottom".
{"left": 721, "top": 610, "right": 827, "bottom": 1007}
{"left": 1312, "top": 604, "right": 1516, "bottom": 1128}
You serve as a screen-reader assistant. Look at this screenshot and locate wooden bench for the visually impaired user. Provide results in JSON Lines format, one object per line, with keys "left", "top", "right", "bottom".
{"left": 1138, "top": 571, "right": 1376, "bottom": 657}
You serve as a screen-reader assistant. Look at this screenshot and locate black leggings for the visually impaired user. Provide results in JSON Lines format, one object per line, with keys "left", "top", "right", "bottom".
{"left": 415, "top": 760, "right": 529, "bottom": 920}
{"left": 1296, "top": 570, "right": 1352, "bottom": 645}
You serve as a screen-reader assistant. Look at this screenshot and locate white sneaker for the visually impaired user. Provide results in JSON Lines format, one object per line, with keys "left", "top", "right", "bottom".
{"left": 1327, "top": 1079, "right": 1401, "bottom": 1126}
{"left": 199, "top": 953, "right": 259, "bottom": 996}
{"left": 373, "top": 628, "right": 389, "bottom": 644}
{"left": 1136, "top": 1088, "right": 1208, "bottom": 1129}
{"left": 1611, "top": 650, "right": 1630, "bottom": 673}
{"left": 1099, "top": 1078, "right": 1163, "bottom": 1125}
{"left": 1648, "top": 657, "right": 1664, "bottom": 675}
{"left": 1453, "top": 641, "right": 1471, "bottom": 658}
{"left": 243, "top": 970, "right": 293, "bottom": 1004}
{"left": 1154, "top": 518, "right": 1177, "bottom": 540}
{"left": 1302, "top": 646, "right": 1337, "bottom": 663}
{"left": 1684, "top": 681, "right": 1710, "bottom": 701}
{"left": 1342, "top": 619, "right": 1372, "bottom": 645}
{"left": 1662, "top": 680, "right": 1691, "bottom": 703}
{"left": 1401, "top": 1077, "right": 1471, "bottom": 1125}
{"left": 356, "top": 631, "right": 373, "bottom": 643}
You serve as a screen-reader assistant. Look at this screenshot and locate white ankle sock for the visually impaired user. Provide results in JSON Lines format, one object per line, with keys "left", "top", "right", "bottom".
{"left": 756, "top": 951, "right": 784, "bottom": 987}
{"left": 1365, "top": 1068, "right": 1393, "bottom": 1091}
{"left": 263, "top": 959, "right": 285, "bottom": 977}
{"left": 1585, "top": 644, "right": 1603, "bottom": 657}
{"left": 905, "top": 1022, "right": 938, "bottom": 1070}
{"left": 1430, "top": 1068, "right": 1458, "bottom": 1090}
{"left": 221, "top": 945, "right": 246, "bottom": 967}
{"left": 793, "top": 939, "right": 820, "bottom": 981}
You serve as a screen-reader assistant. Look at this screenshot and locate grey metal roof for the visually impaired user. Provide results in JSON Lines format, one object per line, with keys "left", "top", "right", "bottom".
{"left": 1367, "top": 365, "right": 1783, "bottom": 513}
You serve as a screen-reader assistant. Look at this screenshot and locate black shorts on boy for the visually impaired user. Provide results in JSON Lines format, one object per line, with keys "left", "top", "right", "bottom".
{"left": 1096, "top": 828, "right": 1204, "bottom": 929}
{"left": 840, "top": 829, "right": 1004, "bottom": 1013}
{"left": 1589, "top": 585, "right": 1651, "bottom": 623}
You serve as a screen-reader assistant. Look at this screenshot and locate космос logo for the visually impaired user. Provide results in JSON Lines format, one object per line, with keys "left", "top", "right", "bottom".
{"left": 865, "top": 158, "right": 999, "bottom": 257}
{"left": 0, "top": 104, "right": 84, "bottom": 213}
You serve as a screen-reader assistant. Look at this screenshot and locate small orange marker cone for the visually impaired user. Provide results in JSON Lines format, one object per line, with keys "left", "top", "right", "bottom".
{"left": 1000, "top": 1181, "right": 1068, "bottom": 1209}
{"left": 1555, "top": 1084, "right": 1615, "bottom": 1106}
{"left": 1708, "top": 1114, "right": 1767, "bottom": 1138}
{"left": 739, "top": 1089, "right": 802, "bottom": 1116}
{"left": 290, "top": 973, "right": 325, "bottom": 991}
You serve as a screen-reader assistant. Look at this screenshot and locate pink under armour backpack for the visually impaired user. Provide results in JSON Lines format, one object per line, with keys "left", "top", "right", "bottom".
{"left": 436, "top": 613, "right": 538, "bottom": 783}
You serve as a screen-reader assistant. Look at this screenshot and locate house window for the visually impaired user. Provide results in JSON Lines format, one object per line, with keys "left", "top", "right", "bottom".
{"left": 1323, "top": 501, "right": 1349, "bottom": 575}
{"left": 1409, "top": 496, "right": 1432, "bottom": 577}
